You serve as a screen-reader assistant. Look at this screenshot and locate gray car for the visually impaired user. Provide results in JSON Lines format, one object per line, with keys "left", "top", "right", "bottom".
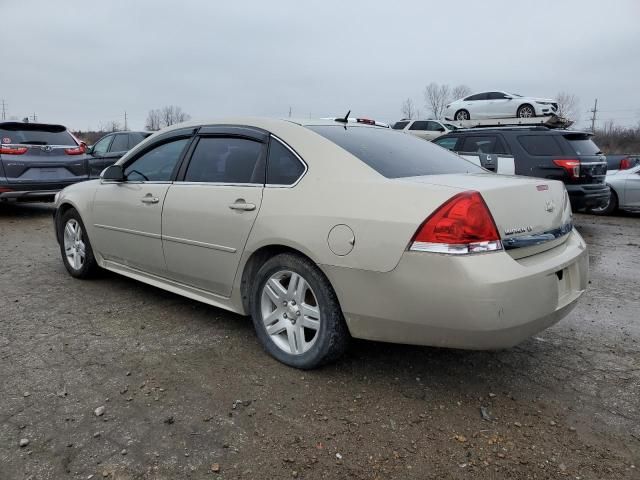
{"left": 590, "top": 164, "right": 640, "bottom": 215}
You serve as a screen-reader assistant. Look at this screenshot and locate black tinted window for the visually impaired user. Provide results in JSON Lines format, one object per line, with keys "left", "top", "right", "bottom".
{"left": 487, "top": 92, "right": 507, "bottom": 100}
{"left": 434, "top": 137, "right": 459, "bottom": 151}
{"left": 408, "top": 121, "right": 429, "bottom": 130}
{"left": 426, "top": 121, "right": 444, "bottom": 131}
{"left": 460, "top": 136, "right": 507, "bottom": 154}
{"left": 465, "top": 93, "right": 488, "bottom": 101}
{"left": 0, "top": 125, "right": 76, "bottom": 146}
{"left": 307, "top": 126, "right": 483, "bottom": 178}
{"left": 392, "top": 121, "right": 410, "bottom": 130}
{"left": 185, "top": 137, "right": 265, "bottom": 184}
{"left": 518, "top": 135, "right": 564, "bottom": 156}
{"left": 109, "top": 134, "right": 129, "bottom": 152}
{"left": 563, "top": 134, "right": 601, "bottom": 155}
{"left": 124, "top": 138, "right": 188, "bottom": 181}
{"left": 267, "top": 139, "right": 305, "bottom": 185}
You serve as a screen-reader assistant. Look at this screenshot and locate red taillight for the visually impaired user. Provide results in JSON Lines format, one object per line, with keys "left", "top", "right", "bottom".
{"left": 0, "top": 145, "right": 28, "bottom": 155}
{"left": 553, "top": 159, "right": 580, "bottom": 179}
{"left": 64, "top": 143, "right": 86, "bottom": 155}
{"left": 410, "top": 191, "right": 502, "bottom": 255}
{"left": 619, "top": 157, "right": 632, "bottom": 170}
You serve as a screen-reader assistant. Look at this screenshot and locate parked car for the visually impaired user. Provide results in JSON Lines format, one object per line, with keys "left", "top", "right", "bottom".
{"left": 589, "top": 164, "right": 640, "bottom": 215}
{"left": 54, "top": 118, "right": 587, "bottom": 369}
{"left": 391, "top": 119, "right": 457, "bottom": 141}
{"left": 86, "top": 131, "right": 151, "bottom": 177}
{"left": 433, "top": 126, "right": 609, "bottom": 211}
{"left": 603, "top": 154, "right": 640, "bottom": 172}
{"left": 0, "top": 122, "right": 88, "bottom": 202}
{"left": 444, "top": 91, "right": 558, "bottom": 121}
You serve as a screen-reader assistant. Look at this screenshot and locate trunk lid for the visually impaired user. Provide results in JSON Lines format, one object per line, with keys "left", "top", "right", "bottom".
{"left": 402, "top": 173, "right": 572, "bottom": 257}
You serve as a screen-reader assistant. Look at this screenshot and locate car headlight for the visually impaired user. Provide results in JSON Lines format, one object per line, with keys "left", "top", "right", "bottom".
{"left": 536, "top": 101, "right": 553, "bottom": 105}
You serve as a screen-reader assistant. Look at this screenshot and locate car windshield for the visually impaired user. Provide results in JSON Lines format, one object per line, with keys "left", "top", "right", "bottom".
{"left": 0, "top": 124, "right": 76, "bottom": 146}
{"left": 306, "top": 125, "right": 484, "bottom": 178}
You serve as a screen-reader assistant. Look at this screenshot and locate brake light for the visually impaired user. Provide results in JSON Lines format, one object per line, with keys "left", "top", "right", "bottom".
{"left": 553, "top": 159, "right": 580, "bottom": 179}
{"left": 64, "top": 143, "right": 86, "bottom": 155}
{"left": 410, "top": 191, "right": 502, "bottom": 255}
{"left": 619, "top": 157, "right": 632, "bottom": 170}
{"left": 0, "top": 145, "right": 28, "bottom": 155}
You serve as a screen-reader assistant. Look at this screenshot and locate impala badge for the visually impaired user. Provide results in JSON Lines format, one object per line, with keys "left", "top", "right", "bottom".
{"left": 504, "top": 226, "right": 534, "bottom": 235}
{"left": 545, "top": 200, "right": 555, "bottom": 213}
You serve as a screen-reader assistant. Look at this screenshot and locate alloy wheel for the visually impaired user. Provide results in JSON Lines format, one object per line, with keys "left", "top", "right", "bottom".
{"left": 518, "top": 105, "right": 534, "bottom": 118}
{"left": 63, "top": 219, "right": 86, "bottom": 271}
{"left": 260, "top": 270, "right": 321, "bottom": 355}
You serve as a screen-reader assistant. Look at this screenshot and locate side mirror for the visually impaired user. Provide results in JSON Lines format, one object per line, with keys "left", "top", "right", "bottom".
{"left": 101, "top": 164, "right": 124, "bottom": 182}
{"left": 438, "top": 127, "right": 446, "bottom": 132}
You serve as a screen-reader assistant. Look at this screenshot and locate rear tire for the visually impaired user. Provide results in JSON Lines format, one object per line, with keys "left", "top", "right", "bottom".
{"left": 454, "top": 109, "right": 470, "bottom": 121}
{"left": 517, "top": 104, "right": 535, "bottom": 118}
{"left": 59, "top": 208, "right": 99, "bottom": 278}
{"left": 250, "top": 253, "right": 349, "bottom": 369}
{"left": 589, "top": 189, "right": 618, "bottom": 216}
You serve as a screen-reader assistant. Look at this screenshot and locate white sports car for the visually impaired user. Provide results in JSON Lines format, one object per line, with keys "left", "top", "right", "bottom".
{"left": 444, "top": 91, "right": 558, "bottom": 121}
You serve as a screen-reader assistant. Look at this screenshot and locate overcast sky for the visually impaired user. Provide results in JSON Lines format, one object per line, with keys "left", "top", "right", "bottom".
{"left": 1, "top": 0, "right": 639, "bottom": 130}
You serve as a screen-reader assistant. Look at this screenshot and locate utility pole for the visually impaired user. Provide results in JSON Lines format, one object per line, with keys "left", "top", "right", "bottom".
{"left": 589, "top": 98, "right": 598, "bottom": 132}
{"left": 124, "top": 111, "right": 128, "bottom": 130}
{"left": 288, "top": 106, "right": 292, "bottom": 118}
{"left": 1, "top": 99, "right": 6, "bottom": 120}
{"left": 31, "top": 112, "right": 37, "bottom": 122}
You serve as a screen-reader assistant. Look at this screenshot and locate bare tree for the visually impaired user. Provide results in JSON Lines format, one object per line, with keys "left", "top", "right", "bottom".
{"left": 401, "top": 98, "right": 417, "bottom": 119}
{"left": 424, "top": 83, "right": 451, "bottom": 119}
{"left": 160, "top": 105, "right": 191, "bottom": 127}
{"left": 556, "top": 91, "right": 580, "bottom": 122}
{"left": 145, "top": 109, "right": 162, "bottom": 131}
{"left": 98, "top": 120, "right": 122, "bottom": 132}
{"left": 451, "top": 85, "right": 472, "bottom": 102}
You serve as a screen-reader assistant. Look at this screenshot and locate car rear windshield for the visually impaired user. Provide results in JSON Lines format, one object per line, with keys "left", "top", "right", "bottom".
{"left": 307, "top": 125, "right": 484, "bottom": 178}
{"left": 0, "top": 123, "right": 76, "bottom": 146}
{"left": 392, "top": 121, "right": 410, "bottom": 130}
{"left": 563, "top": 133, "right": 602, "bottom": 156}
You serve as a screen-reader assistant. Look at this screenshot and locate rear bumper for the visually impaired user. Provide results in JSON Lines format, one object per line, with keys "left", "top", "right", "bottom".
{"left": 322, "top": 229, "right": 588, "bottom": 350}
{"left": 566, "top": 184, "right": 610, "bottom": 210}
{"left": 0, "top": 181, "right": 81, "bottom": 202}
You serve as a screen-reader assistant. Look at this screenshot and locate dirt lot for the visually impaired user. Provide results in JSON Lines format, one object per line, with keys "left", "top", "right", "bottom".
{"left": 0, "top": 204, "right": 638, "bottom": 480}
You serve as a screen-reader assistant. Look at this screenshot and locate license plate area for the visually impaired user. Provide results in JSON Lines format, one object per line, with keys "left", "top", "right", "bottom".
{"left": 556, "top": 262, "right": 578, "bottom": 308}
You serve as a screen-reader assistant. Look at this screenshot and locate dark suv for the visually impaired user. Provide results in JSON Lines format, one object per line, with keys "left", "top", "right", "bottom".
{"left": 85, "top": 131, "right": 151, "bottom": 177}
{"left": 433, "top": 126, "right": 609, "bottom": 210}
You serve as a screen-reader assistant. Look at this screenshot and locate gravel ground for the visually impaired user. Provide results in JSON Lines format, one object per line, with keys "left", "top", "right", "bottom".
{"left": 0, "top": 204, "right": 638, "bottom": 480}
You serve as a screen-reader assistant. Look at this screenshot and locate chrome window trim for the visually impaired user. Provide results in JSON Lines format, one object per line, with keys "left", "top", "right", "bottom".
{"left": 171, "top": 181, "right": 262, "bottom": 188}
{"left": 162, "top": 234, "right": 236, "bottom": 253}
{"left": 265, "top": 134, "right": 308, "bottom": 188}
{"left": 502, "top": 221, "right": 573, "bottom": 250}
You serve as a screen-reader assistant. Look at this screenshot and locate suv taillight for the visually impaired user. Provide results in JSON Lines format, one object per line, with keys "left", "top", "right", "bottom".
{"left": 410, "top": 191, "right": 502, "bottom": 255}
{"left": 619, "top": 157, "right": 632, "bottom": 170}
{"left": 553, "top": 159, "right": 580, "bottom": 179}
{"left": 65, "top": 143, "right": 86, "bottom": 155}
{"left": 0, "top": 145, "right": 28, "bottom": 155}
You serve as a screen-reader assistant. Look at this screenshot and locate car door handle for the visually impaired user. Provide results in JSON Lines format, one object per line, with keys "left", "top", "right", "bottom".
{"left": 229, "top": 200, "right": 256, "bottom": 211}
{"left": 141, "top": 195, "right": 159, "bottom": 204}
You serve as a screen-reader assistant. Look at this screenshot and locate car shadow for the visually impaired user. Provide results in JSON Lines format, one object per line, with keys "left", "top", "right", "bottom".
{"left": 0, "top": 202, "right": 55, "bottom": 218}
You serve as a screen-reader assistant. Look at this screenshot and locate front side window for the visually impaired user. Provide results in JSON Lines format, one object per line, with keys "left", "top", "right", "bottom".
{"left": 184, "top": 137, "right": 265, "bottom": 184}
{"left": 426, "top": 121, "right": 444, "bottom": 132}
{"left": 307, "top": 126, "right": 483, "bottom": 178}
{"left": 461, "top": 136, "right": 499, "bottom": 154}
{"left": 124, "top": 138, "right": 189, "bottom": 181}
{"left": 109, "top": 134, "right": 129, "bottom": 152}
{"left": 92, "top": 135, "right": 112, "bottom": 156}
{"left": 267, "top": 138, "right": 305, "bottom": 185}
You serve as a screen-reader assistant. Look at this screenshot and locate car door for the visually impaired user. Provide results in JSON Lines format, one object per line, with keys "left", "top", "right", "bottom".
{"left": 87, "top": 134, "right": 113, "bottom": 177}
{"left": 91, "top": 130, "right": 194, "bottom": 276}
{"left": 162, "top": 127, "right": 268, "bottom": 297}
{"left": 424, "top": 121, "right": 446, "bottom": 140}
{"left": 486, "top": 92, "right": 511, "bottom": 118}
{"left": 464, "top": 93, "right": 489, "bottom": 118}
{"left": 623, "top": 168, "right": 640, "bottom": 208}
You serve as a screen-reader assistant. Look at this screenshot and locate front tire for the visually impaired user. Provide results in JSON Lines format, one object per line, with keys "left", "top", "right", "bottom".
{"left": 59, "top": 208, "right": 98, "bottom": 278}
{"left": 250, "top": 253, "right": 349, "bottom": 369}
{"left": 517, "top": 104, "right": 535, "bottom": 118}
{"left": 589, "top": 189, "right": 618, "bottom": 216}
{"left": 454, "top": 109, "right": 470, "bottom": 121}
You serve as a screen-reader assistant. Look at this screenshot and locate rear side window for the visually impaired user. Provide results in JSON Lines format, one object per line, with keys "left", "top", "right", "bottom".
{"left": 267, "top": 139, "right": 305, "bottom": 185}
{"left": 563, "top": 134, "right": 601, "bottom": 155}
{"left": 409, "top": 121, "right": 429, "bottom": 130}
{"left": 465, "top": 93, "right": 488, "bottom": 101}
{"left": 307, "top": 126, "right": 483, "bottom": 178}
{"left": 0, "top": 124, "right": 76, "bottom": 146}
{"left": 392, "top": 121, "right": 410, "bottom": 130}
{"left": 460, "top": 135, "right": 508, "bottom": 154}
{"left": 184, "top": 137, "right": 265, "bottom": 184}
{"left": 433, "top": 137, "right": 459, "bottom": 151}
{"left": 92, "top": 135, "right": 112, "bottom": 156}
{"left": 109, "top": 134, "right": 129, "bottom": 152}
{"left": 517, "top": 135, "right": 564, "bottom": 156}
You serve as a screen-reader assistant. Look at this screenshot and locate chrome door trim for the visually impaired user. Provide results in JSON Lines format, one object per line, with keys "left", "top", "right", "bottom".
{"left": 94, "top": 223, "right": 161, "bottom": 240}
{"left": 161, "top": 235, "right": 237, "bottom": 253}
